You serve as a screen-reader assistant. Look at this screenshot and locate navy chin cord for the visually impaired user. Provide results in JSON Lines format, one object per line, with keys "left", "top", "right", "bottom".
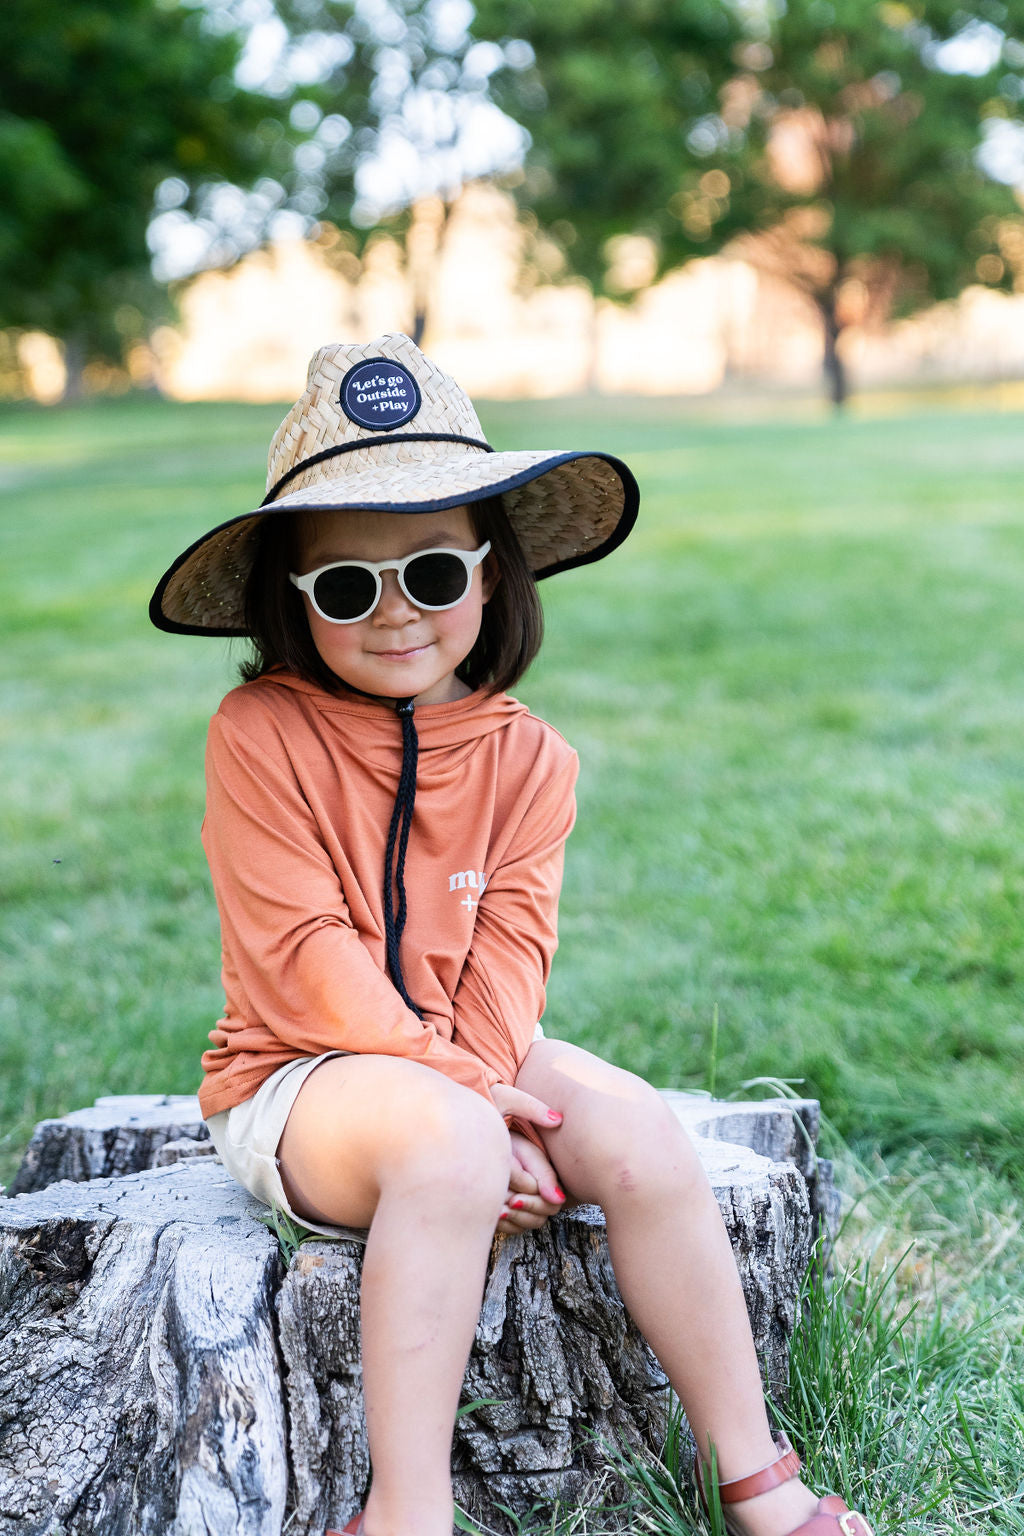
{"left": 383, "top": 696, "right": 422, "bottom": 1017}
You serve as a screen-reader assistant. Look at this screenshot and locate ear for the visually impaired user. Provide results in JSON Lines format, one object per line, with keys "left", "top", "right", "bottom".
{"left": 481, "top": 551, "right": 501, "bottom": 604}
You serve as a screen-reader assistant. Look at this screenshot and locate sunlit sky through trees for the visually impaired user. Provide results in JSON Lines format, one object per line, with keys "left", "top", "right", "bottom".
{"left": 147, "top": 0, "right": 1024, "bottom": 287}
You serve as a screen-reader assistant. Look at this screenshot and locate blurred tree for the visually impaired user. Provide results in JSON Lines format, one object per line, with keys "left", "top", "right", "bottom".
{"left": 0, "top": 0, "right": 295, "bottom": 393}
{"left": 470, "top": 0, "right": 1024, "bottom": 404}
{"left": 264, "top": 0, "right": 526, "bottom": 343}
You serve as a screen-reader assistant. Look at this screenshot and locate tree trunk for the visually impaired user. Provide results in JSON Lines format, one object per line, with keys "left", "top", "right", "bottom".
{"left": 406, "top": 196, "right": 454, "bottom": 349}
{"left": 60, "top": 334, "right": 87, "bottom": 402}
{"left": 584, "top": 298, "right": 602, "bottom": 394}
{"left": 0, "top": 1091, "right": 830, "bottom": 1536}
{"left": 820, "top": 294, "right": 847, "bottom": 409}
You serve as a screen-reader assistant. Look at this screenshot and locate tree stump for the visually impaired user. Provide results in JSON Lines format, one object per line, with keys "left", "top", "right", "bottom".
{"left": 6, "top": 1095, "right": 213, "bottom": 1195}
{"left": 0, "top": 1092, "right": 827, "bottom": 1536}
{"left": 664, "top": 1094, "right": 841, "bottom": 1257}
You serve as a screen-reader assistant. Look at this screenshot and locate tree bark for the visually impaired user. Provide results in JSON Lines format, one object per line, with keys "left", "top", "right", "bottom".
{"left": 0, "top": 1092, "right": 826, "bottom": 1536}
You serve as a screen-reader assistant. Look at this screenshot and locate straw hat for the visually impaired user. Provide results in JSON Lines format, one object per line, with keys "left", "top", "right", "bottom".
{"left": 149, "top": 333, "right": 639, "bottom": 636}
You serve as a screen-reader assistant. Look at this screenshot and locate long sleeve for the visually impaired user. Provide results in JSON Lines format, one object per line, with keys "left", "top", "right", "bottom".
{"left": 450, "top": 751, "right": 578, "bottom": 1085}
{"left": 202, "top": 711, "right": 501, "bottom": 1097}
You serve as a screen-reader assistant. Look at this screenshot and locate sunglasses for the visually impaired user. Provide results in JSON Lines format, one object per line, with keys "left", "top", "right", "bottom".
{"left": 289, "top": 541, "right": 491, "bottom": 624}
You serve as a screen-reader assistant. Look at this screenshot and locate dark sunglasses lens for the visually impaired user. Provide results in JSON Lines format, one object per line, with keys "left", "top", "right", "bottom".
{"left": 404, "top": 552, "right": 471, "bottom": 608}
{"left": 313, "top": 565, "right": 377, "bottom": 620}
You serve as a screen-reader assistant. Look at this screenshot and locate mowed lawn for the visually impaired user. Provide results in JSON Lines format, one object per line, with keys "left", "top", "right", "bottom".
{"left": 4, "top": 389, "right": 1024, "bottom": 1529}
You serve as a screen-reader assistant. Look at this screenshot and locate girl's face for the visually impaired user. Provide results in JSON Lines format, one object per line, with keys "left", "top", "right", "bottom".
{"left": 294, "top": 506, "right": 495, "bottom": 706}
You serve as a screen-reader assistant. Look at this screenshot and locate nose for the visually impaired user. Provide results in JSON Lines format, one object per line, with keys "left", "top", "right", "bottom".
{"left": 372, "top": 567, "right": 420, "bottom": 625}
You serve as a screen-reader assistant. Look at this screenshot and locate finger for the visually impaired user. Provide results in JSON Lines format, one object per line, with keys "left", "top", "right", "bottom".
{"left": 512, "top": 1141, "right": 566, "bottom": 1207}
{"left": 506, "top": 1189, "right": 575, "bottom": 1217}
{"left": 508, "top": 1161, "right": 540, "bottom": 1196}
{"left": 497, "top": 1206, "right": 546, "bottom": 1235}
{"left": 498, "top": 1207, "right": 549, "bottom": 1234}
{"left": 497, "top": 1191, "right": 557, "bottom": 1233}
{"left": 494, "top": 1085, "right": 564, "bottom": 1129}
{"left": 507, "top": 1192, "right": 562, "bottom": 1220}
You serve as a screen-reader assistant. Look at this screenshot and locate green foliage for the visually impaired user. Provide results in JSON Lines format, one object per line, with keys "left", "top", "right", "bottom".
{"left": 0, "top": 0, "right": 294, "bottom": 363}
{"left": 469, "top": 0, "right": 743, "bottom": 288}
{"left": 722, "top": 0, "right": 1024, "bottom": 304}
{"left": 253, "top": 1199, "right": 324, "bottom": 1264}
{"left": 266, "top": 0, "right": 524, "bottom": 324}
{"left": 471, "top": 0, "right": 1024, "bottom": 398}
{"left": 271, "top": 0, "right": 487, "bottom": 205}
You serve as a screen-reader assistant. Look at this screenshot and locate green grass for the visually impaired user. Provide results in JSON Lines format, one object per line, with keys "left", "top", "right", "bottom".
{"left": 2, "top": 388, "right": 1024, "bottom": 1530}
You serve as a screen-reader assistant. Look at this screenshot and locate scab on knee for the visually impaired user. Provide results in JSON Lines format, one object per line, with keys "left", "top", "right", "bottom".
{"left": 573, "top": 1089, "right": 705, "bottom": 1207}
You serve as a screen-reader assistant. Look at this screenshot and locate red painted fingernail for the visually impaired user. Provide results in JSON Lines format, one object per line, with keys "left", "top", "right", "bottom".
{"left": 509, "top": 1198, "right": 525, "bottom": 1210}
{"left": 554, "top": 1187, "right": 566, "bottom": 1201}
{"left": 499, "top": 1208, "right": 509, "bottom": 1220}
{"left": 547, "top": 1110, "right": 563, "bottom": 1122}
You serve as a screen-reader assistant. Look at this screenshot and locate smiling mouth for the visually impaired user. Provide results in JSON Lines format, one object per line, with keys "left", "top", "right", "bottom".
{"left": 373, "top": 644, "right": 430, "bottom": 659}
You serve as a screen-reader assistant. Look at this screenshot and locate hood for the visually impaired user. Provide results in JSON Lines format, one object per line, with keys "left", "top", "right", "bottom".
{"left": 254, "top": 668, "right": 530, "bottom": 759}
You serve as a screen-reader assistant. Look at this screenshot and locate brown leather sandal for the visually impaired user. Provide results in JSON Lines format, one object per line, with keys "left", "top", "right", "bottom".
{"left": 694, "top": 1431, "right": 874, "bottom": 1536}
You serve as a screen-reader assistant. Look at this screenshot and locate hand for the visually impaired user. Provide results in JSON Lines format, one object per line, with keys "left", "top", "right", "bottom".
{"left": 496, "top": 1131, "right": 568, "bottom": 1236}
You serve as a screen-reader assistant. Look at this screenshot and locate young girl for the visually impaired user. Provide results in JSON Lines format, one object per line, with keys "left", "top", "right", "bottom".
{"left": 150, "top": 335, "right": 872, "bottom": 1536}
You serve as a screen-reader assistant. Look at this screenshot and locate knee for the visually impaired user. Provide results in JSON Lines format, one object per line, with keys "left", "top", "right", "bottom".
{"left": 571, "top": 1082, "right": 705, "bottom": 1207}
{"left": 383, "top": 1077, "right": 511, "bottom": 1210}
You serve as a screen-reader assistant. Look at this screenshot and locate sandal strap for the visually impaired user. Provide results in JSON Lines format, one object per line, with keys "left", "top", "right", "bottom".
{"left": 718, "top": 1431, "right": 803, "bottom": 1504}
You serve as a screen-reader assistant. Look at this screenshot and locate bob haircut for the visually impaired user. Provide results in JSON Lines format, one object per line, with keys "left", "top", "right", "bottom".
{"left": 239, "top": 495, "right": 544, "bottom": 697}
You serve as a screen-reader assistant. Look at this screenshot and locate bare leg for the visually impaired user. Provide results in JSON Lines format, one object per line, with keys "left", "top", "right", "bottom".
{"left": 515, "top": 1040, "right": 821, "bottom": 1536}
{"left": 277, "top": 1055, "right": 511, "bottom": 1536}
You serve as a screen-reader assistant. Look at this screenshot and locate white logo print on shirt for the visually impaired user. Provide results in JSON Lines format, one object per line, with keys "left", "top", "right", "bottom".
{"left": 449, "top": 870, "right": 489, "bottom": 912}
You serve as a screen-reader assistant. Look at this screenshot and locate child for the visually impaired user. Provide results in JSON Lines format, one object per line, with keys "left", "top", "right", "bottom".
{"left": 150, "top": 335, "right": 873, "bottom": 1536}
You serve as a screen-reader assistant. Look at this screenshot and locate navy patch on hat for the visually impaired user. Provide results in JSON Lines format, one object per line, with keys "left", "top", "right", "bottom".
{"left": 340, "top": 358, "right": 421, "bottom": 431}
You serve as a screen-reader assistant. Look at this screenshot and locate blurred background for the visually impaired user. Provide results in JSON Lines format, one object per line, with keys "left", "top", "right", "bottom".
{"left": 5, "top": 0, "right": 1024, "bottom": 406}
{"left": 3, "top": 2, "right": 1024, "bottom": 1528}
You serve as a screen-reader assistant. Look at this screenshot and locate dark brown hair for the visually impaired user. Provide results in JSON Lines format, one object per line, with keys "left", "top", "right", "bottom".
{"left": 238, "top": 495, "right": 544, "bottom": 696}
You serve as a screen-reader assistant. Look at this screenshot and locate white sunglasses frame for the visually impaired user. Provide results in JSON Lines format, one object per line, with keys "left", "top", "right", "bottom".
{"left": 289, "top": 541, "right": 492, "bottom": 624}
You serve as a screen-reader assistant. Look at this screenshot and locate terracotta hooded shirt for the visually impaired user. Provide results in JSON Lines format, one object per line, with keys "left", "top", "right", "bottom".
{"left": 197, "top": 670, "right": 578, "bottom": 1120}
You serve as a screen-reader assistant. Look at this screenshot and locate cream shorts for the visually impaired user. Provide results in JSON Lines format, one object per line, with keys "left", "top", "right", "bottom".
{"left": 204, "top": 1024, "right": 546, "bottom": 1243}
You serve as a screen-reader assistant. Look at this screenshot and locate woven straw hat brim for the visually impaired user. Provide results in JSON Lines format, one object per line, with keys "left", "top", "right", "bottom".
{"left": 150, "top": 447, "right": 638, "bottom": 636}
